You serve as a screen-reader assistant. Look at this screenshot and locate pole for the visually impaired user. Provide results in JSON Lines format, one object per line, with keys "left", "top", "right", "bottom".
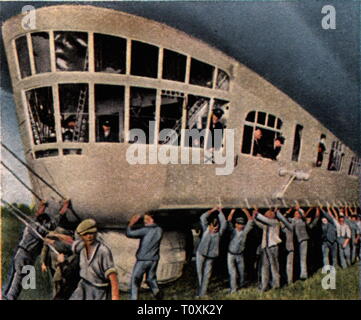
{"left": 1, "top": 199, "right": 60, "bottom": 255}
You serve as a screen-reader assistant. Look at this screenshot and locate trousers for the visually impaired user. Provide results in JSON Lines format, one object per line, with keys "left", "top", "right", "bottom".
{"left": 196, "top": 252, "right": 215, "bottom": 297}
{"left": 3, "top": 248, "right": 34, "bottom": 300}
{"left": 130, "top": 260, "right": 159, "bottom": 300}
{"left": 227, "top": 252, "right": 245, "bottom": 292}
{"left": 321, "top": 241, "right": 337, "bottom": 267}
{"left": 261, "top": 246, "right": 280, "bottom": 291}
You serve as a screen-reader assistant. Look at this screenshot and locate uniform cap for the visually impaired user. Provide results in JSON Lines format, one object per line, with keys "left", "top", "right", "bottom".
{"left": 235, "top": 217, "right": 246, "bottom": 225}
{"left": 76, "top": 219, "right": 97, "bottom": 235}
{"left": 213, "top": 108, "right": 224, "bottom": 119}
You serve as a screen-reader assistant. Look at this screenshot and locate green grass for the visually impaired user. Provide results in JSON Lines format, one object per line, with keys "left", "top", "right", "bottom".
{"left": 1, "top": 205, "right": 53, "bottom": 300}
{"left": 140, "top": 261, "right": 360, "bottom": 300}
{"left": 2, "top": 204, "right": 360, "bottom": 300}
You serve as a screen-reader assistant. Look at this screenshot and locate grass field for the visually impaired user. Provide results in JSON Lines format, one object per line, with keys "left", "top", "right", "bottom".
{"left": 1, "top": 205, "right": 360, "bottom": 300}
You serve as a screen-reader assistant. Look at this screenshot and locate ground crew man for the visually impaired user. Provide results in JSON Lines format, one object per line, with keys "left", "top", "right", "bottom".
{"left": 226, "top": 208, "right": 254, "bottom": 293}
{"left": 276, "top": 208, "right": 295, "bottom": 285}
{"left": 196, "top": 206, "right": 226, "bottom": 298}
{"left": 319, "top": 206, "right": 338, "bottom": 267}
{"left": 254, "top": 208, "right": 282, "bottom": 291}
{"left": 329, "top": 206, "right": 351, "bottom": 268}
{"left": 3, "top": 200, "right": 68, "bottom": 300}
{"left": 126, "top": 212, "right": 163, "bottom": 300}
{"left": 68, "top": 219, "right": 120, "bottom": 300}
{"left": 40, "top": 227, "right": 79, "bottom": 299}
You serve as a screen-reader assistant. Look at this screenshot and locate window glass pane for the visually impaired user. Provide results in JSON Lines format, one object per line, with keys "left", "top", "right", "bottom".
{"left": 129, "top": 87, "right": 157, "bottom": 144}
{"left": 63, "top": 149, "right": 82, "bottom": 155}
{"left": 292, "top": 124, "right": 303, "bottom": 162}
{"left": 95, "top": 84, "right": 124, "bottom": 142}
{"left": 267, "top": 114, "right": 276, "bottom": 128}
{"left": 131, "top": 41, "right": 158, "bottom": 78}
{"left": 59, "top": 84, "right": 89, "bottom": 142}
{"left": 257, "top": 112, "right": 266, "bottom": 125}
{"left": 276, "top": 118, "right": 283, "bottom": 129}
{"left": 184, "top": 95, "right": 210, "bottom": 148}
{"left": 94, "top": 34, "right": 126, "bottom": 74}
{"left": 15, "top": 36, "right": 31, "bottom": 78}
{"left": 35, "top": 149, "right": 58, "bottom": 159}
{"left": 241, "top": 125, "right": 254, "bottom": 154}
{"left": 189, "top": 58, "right": 214, "bottom": 88}
{"left": 162, "top": 49, "right": 186, "bottom": 82}
{"left": 246, "top": 111, "right": 256, "bottom": 123}
{"left": 55, "top": 32, "right": 88, "bottom": 71}
{"left": 216, "top": 69, "right": 229, "bottom": 90}
{"left": 159, "top": 92, "right": 184, "bottom": 145}
{"left": 25, "top": 87, "right": 56, "bottom": 145}
{"left": 328, "top": 141, "right": 344, "bottom": 171}
{"left": 31, "top": 32, "right": 51, "bottom": 74}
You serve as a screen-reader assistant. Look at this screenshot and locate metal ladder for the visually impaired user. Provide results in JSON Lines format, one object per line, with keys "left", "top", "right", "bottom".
{"left": 72, "top": 49, "right": 89, "bottom": 142}
{"left": 164, "top": 99, "right": 209, "bottom": 145}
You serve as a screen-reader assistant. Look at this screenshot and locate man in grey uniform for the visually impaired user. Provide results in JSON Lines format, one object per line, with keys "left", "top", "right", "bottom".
{"left": 3, "top": 200, "right": 68, "bottom": 300}
{"left": 319, "top": 206, "right": 338, "bottom": 267}
{"left": 254, "top": 208, "right": 281, "bottom": 291}
{"left": 126, "top": 212, "right": 163, "bottom": 300}
{"left": 288, "top": 204, "right": 319, "bottom": 280}
{"left": 329, "top": 206, "right": 351, "bottom": 268}
{"left": 275, "top": 208, "right": 295, "bottom": 285}
{"left": 68, "top": 219, "right": 120, "bottom": 300}
{"left": 226, "top": 208, "right": 254, "bottom": 293}
{"left": 196, "top": 206, "right": 226, "bottom": 298}
{"left": 344, "top": 206, "right": 360, "bottom": 264}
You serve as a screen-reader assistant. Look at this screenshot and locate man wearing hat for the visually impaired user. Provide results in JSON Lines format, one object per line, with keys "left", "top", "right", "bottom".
{"left": 196, "top": 206, "right": 226, "bottom": 297}
{"left": 264, "top": 136, "right": 286, "bottom": 161}
{"left": 126, "top": 212, "right": 163, "bottom": 300}
{"left": 98, "top": 119, "right": 118, "bottom": 142}
{"left": 207, "top": 108, "right": 224, "bottom": 151}
{"left": 67, "top": 219, "right": 119, "bottom": 300}
{"left": 226, "top": 209, "right": 254, "bottom": 293}
{"left": 62, "top": 115, "right": 77, "bottom": 142}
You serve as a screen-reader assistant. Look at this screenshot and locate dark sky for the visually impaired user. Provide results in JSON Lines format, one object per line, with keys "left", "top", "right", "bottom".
{"left": 0, "top": 1, "right": 360, "bottom": 203}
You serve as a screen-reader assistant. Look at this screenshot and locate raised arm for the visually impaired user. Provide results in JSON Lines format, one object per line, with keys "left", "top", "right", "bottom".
{"left": 242, "top": 208, "right": 252, "bottom": 221}
{"left": 321, "top": 207, "right": 335, "bottom": 225}
{"left": 276, "top": 210, "right": 293, "bottom": 231}
{"left": 36, "top": 200, "right": 47, "bottom": 216}
{"left": 304, "top": 207, "right": 314, "bottom": 217}
{"left": 331, "top": 206, "right": 339, "bottom": 219}
{"left": 126, "top": 214, "right": 147, "bottom": 238}
{"left": 228, "top": 209, "right": 236, "bottom": 222}
{"left": 308, "top": 208, "right": 320, "bottom": 229}
{"left": 256, "top": 213, "right": 279, "bottom": 227}
{"left": 218, "top": 209, "right": 227, "bottom": 235}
